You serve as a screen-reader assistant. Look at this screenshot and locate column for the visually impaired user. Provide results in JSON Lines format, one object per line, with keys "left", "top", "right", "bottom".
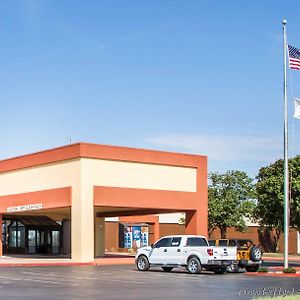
{"left": 0, "top": 215, "right": 2, "bottom": 257}
{"left": 62, "top": 219, "right": 71, "bottom": 256}
{"left": 185, "top": 210, "right": 207, "bottom": 236}
{"left": 94, "top": 217, "right": 105, "bottom": 257}
{"left": 71, "top": 183, "right": 94, "bottom": 262}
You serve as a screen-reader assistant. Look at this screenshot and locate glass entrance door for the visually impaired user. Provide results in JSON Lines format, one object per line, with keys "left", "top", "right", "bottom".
{"left": 28, "top": 230, "right": 37, "bottom": 254}
{"left": 27, "top": 229, "right": 60, "bottom": 255}
{"left": 52, "top": 231, "right": 60, "bottom": 254}
{"left": 36, "top": 230, "right": 52, "bottom": 254}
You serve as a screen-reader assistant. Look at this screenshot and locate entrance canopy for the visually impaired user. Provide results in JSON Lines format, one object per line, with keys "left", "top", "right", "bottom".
{"left": 0, "top": 142, "right": 208, "bottom": 262}
{"left": 4, "top": 215, "right": 61, "bottom": 228}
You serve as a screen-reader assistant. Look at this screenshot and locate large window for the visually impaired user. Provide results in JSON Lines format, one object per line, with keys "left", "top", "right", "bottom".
{"left": 52, "top": 231, "right": 60, "bottom": 254}
{"left": 5, "top": 217, "right": 62, "bottom": 255}
{"left": 8, "top": 221, "right": 25, "bottom": 248}
{"left": 28, "top": 230, "right": 37, "bottom": 254}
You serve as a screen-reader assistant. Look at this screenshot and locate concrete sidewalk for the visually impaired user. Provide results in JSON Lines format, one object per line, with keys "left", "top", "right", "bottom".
{"left": 262, "top": 254, "right": 300, "bottom": 262}
{"left": 0, "top": 254, "right": 135, "bottom": 267}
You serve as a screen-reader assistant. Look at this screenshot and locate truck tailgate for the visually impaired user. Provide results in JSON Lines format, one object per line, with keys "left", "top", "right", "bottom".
{"left": 212, "top": 246, "right": 237, "bottom": 260}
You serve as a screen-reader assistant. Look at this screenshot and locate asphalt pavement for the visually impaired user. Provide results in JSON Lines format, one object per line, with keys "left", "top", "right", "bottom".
{"left": 0, "top": 265, "right": 298, "bottom": 300}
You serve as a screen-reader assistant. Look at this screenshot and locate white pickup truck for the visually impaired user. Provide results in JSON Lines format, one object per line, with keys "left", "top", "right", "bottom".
{"left": 135, "top": 235, "right": 237, "bottom": 274}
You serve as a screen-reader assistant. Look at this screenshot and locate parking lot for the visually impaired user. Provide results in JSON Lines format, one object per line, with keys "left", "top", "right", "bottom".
{"left": 0, "top": 264, "right": 299, "bottom": 300}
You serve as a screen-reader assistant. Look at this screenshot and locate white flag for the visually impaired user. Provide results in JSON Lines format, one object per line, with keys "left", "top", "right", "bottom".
{"left": 294, "top": 98, "right": 300, "bottom": 119}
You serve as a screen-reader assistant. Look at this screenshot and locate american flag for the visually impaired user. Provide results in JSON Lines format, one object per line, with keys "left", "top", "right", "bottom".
{"left": 288, "top": 45, "right": 300, "bottom": 70}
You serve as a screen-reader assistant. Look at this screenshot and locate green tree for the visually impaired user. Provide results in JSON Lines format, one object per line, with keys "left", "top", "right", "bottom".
{"left": 208, "top": 170, "right": 256, "bottom": 238}
{"left": 255, "top": 156, "right": 300, "bottom": 251}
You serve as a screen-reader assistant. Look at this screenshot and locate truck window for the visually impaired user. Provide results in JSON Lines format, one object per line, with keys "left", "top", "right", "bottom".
{"left": 154, "top": 237, "right": 171, "bottom": 248}
{"left": 186, "top": 237, "right": 208, "bottom": 247}
{"left": 208, "top": 240, "right": 216, "bottom": 246}
{"left": 170, "top": 237, "right": 181, "bottom": 247}
{"left": 228, "top": 240, "right": 237, "bottom": 246}
{"left": 218, "top": 240, "right": 228, "bottom": 246}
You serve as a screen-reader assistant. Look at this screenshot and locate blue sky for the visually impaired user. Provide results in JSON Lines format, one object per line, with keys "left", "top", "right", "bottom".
{"left": 1, "top": 0, "right": 300, "bottom": 178}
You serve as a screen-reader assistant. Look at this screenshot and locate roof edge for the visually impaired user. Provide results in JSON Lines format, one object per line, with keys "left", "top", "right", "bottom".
{"left": 0, "top": 142, "right": 207, "bottom": 173}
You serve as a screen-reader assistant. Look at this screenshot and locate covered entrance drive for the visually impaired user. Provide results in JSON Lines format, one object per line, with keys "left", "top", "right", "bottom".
{"left": 0, "top": 143, "right": 208, "bottom": 262}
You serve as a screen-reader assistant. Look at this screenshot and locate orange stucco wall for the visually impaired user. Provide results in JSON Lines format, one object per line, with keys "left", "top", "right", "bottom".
{"left": 94, "top": 186, "right": 199, "bottom": 211}
{"left": 0, "top": 187, "right": 71, "bottom": 214}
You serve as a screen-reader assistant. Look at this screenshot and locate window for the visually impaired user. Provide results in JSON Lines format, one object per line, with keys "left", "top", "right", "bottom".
{"left": 236, "top": 240, "right": 252, "bottom": 248}
{"left": 228, "top": 240, "right": 237, "bottom": 246}
{"left": 208, "top": 240, "right": 216, "bottom": 246}
{"left": 218, "top": 240, "right": 228, "bottom": 246}
{"left": 154, "top": 238, "right": 171, "bottom": 248}
{"left": 8, "top": 221, "right": 25, "bottom": 248}
{"left": 28, "top": 230, "right": 37, "bottom": 254}
{"left": 186, "top": 237, "right": 208, "bottom": 247}
{"left": 170, "top": 237, "right": 181, "bottom": 247}
{"left": 52, "top": 231, "right": 60, "bottom": 254}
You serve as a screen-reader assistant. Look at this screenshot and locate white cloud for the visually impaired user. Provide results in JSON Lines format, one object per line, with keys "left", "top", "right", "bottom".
{"left": 147, "top": 133, "right": 283, "bottom": 163}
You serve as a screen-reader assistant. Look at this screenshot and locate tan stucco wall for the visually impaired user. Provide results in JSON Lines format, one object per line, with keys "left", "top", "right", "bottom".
{"left": 0, "top": 159, "right": 80, "bottom": 196}
{"left": 81, "top": 158, "right": 197, "bottom": 192}
{"left": 0, "top": 157, "right": 197, "bottom": 196}
{"left": 0, "top": 159, "right": 95, "bottom": 262}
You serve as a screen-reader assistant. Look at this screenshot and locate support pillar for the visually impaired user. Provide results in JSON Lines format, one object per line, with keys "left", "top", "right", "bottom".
{"left": 62, "top": 219, "right": 71, "bottom": 256}
{"left": 0, "top": 215, "right": 2, "bottom": 257}
{"left": 94, "top": 217, "right": 105, "bottom": 257}
{"left": 71, "top": 184, "right": 94, "bottom": 262}
{"left": 185, "top": 210, "right": 207, "bottom": 236}
{"left": 152, "top": 219, "right": 160, "bottom": 244}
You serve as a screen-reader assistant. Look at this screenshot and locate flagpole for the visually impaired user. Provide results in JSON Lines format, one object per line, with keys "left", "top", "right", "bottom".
{"left": 282, "top": 19, "right": 289, "bottom": 269}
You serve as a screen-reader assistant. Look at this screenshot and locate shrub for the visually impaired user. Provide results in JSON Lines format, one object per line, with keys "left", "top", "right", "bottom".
{"left": 283, "top": 267, "right": 296, "bottom": 274}
{"left": 257, "top": 267, "right": 269, "bottom": 273}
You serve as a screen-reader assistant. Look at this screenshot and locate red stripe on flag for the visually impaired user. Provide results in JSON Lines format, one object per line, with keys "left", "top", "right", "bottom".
{"left": 290, "top": 58, "right": 300, "bottom": 64}
{"left": 289, "top": 58, "right": 300, "bottom": 70}
{"left": 290, "top": 65, "right": 300, "bottom": 70}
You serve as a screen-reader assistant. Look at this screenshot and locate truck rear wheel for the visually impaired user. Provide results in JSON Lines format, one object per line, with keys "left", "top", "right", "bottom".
{"left": 226, "top": 263, "right": 239, "bottom": 273}
{"left": 187, "top": 257, "right": 201, "bottom": 274}
{"left": 136, "top": 255, "right": 150, "bottom": 271}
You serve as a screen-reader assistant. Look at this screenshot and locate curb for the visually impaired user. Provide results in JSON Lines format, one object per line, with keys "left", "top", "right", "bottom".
{"left": 0, "top": 258, "right": 136, "bottom": 267}
{"left": 263, "top": 256, "right": 300, "bottom": 262}
{"left": 245, "top": 272, "right": 300, "bottom": 277}
{"left": 268, "top": 266, "right": 300, "bottom": 271}
{"left": 94, "top": 260, "right": 135, "bottom": 266}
